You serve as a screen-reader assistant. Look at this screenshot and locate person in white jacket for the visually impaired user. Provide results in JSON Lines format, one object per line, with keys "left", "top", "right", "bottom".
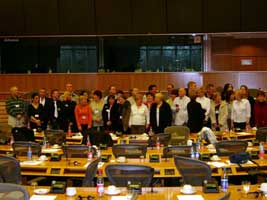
{"left": 196, "top": 86, "right": 211, "bottom": 125}
{"left": 172, "top": 88, "right": 190, "bottom": 125}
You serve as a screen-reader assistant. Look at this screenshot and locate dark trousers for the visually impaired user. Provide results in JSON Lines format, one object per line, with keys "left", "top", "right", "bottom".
{"left": 234, "top": 122, "right": 246, "bottom": 130}
{"left": 130, "top": 125, "right": 146, "bottom": 134}
{"left": 81, "top": 124, "right": 91, "bottom": 144}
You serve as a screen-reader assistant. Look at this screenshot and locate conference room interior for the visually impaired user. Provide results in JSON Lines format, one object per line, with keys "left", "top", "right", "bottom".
{"left": 1, "top": 0, "right": 267, "bottom": 199}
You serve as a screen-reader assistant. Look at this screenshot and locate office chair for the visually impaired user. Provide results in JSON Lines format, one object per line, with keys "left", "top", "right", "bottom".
{"left": 44, "top": 129, "right": 66, "bottom": 145}
{"left": 256, "top": 127, "right": 267, "bottom": 142}
{"left": 112, "top": 144, "right": 147, "bottom": 158}
{"left": 12, "top": 141, "right": 41, "bottom": 157}
{"left": 63, "top": 145, "right": 96, "bottom": 158}
{"left": 0, "top": 183, "right": 30, "bottom": 200}
{"left": 0, "top": 155, "right": 21, "bottom": 184}
{"left": 215, "top": 140, "right": 248, "bottom": 156}
{"left": 82, "top": 158, "right": 101, "bottom": 187}
{"left": 218, "top": 192, "right": 231, "bottom": 200}
{"left": 163, "top": 145, "right": 192, "bottom": 158}
{"left": 148, "top": 133, "right": 171, "bottom": 147}
{"left": 164, "top": 126, "right": 190, "bottom": 145}
{"left": 105, "top": 164, "right": 154, "bottom": 187}
{"left": 174, "top": 156, "right": 212, "bottom": 186}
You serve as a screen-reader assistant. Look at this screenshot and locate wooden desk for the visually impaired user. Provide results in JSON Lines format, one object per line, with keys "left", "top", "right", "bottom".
{"left": 26, "top": 185, "right": 260, "bottom": 200}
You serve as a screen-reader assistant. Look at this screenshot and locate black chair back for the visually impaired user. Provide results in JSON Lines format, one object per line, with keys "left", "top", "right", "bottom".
{"left": 0, "top": 183, "right": 29, "bottom": 200}
{"left": 12, "top": 127, "right": 34, "bottom": 142}
{"left": 105, "top": 164, "right": 154, "bottom": 187}
{"left": 256, "top": 127, "right": 267, "bottom": 142}
{"left": 164, "top": 126, "right": 190, "bottom": 145}
{"left": 112, "top": 144, "right": 147, "bottom": 158}
{"left": 12, "top": 141, "right": 41, "bottom": 157}
{"left": 0, "top": 155, "right": 21, "bottom": 184}
{"left": 82, "top": 158, "right": 101, "bottom": 187}
{"left": 215, "top": 140, "right": 248, "bottom": 156}
{"left": 163, "top": 145, "right": 192, "bottom": 158}
{"left": 149, "top": 133, "right": 171, "bottom": 147}
{"left": 44, "top": 129, "right": 66, "bottom": 145}
{"left": 174, "top": 156, "right": 212, "bottom": 186}
{"left": 63, "top": 145, "right": 96, "bottom": 158}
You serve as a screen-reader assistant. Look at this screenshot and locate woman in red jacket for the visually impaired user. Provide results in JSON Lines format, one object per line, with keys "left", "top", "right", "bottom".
{"left": 75, "top": 95, "right": 92, "bottom": 143}
{"left": 254, "top": 91, "right": 267, "bottom": 128}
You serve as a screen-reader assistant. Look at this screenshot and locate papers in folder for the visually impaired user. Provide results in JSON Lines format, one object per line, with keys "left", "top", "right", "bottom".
{"left": 30, "top": 195, "right": 56, "bottom": 200}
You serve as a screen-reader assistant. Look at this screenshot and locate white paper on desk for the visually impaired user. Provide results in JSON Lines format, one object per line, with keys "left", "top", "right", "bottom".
{"left": 30, "top": 195, "right": 56, "bottom": 200}
{"left": 42, "top": 149, "right": 59, "bottom": 153}
{"left": 83, "top": 161, "right": 104, "bottom": 168}
{"left": 207, "top": 161, "right": 228, "bottom": 168}
{"left": 177, "top": 195, "right": 204, "bottom": 200}
{"left": 20, "top": 161, "right": 43, "bottom": 166}
{"left": 72, "top": 136, "right": 83, "bottom": 139}
{"left": 111, "top": 196, "right": 128, "bottom": 200}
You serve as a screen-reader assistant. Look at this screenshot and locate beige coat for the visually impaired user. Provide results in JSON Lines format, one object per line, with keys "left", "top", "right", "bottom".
{"left": 210, "top": 100, "right": 228, "bottom": 131}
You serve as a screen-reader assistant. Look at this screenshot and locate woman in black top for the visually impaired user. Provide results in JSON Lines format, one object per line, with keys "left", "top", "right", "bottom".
{"left": 61, "top": 91, "right": 77, "bottom": 132}
{"left": 27, "top": 93, "right": 44, "bottom": 130}
{"left": 102, "top": 95, "right": 120, "bottom": 132}
{"left": 150, "top": 93, "right": 172, "bottom": 134}
{"left": 187, "top": 91, "right": 205, "bottom": 133}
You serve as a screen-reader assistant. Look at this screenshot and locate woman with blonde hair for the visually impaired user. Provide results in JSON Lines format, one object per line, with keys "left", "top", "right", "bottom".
{"left": 231, "top": 89, "right": 251, "bottom": 130}
{"left": 75, "top": 95, "right": 92, "bottom": 143}
{"left": 210, "top": 92, "right": 228, "bottom": 131}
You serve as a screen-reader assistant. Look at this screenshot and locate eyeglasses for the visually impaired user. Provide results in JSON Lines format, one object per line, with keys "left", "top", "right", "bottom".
{"left": 76, "top": 195, "right": 95, "bottom": 200}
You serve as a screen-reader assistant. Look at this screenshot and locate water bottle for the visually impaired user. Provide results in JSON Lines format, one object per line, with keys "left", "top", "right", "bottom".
{"left": 96, "top": 169, "right": 104, "bottom": 197}
{"left": 221, "top": 168, "right": 228, "bottom": 192}
{"left": 27, "top": 142, "right": 32, "bottom": 161}
{"left": 191, "top": 145, "right": 195, "bottom": 159}
{"left": 43, "top": 136, "right": 47, "bottom": 149}
{"left": 260, "top": 142, "right": 265, "bottom": 160}
{"left": 156, "top": 136, "right": 160, "bottom": 150}
{"left": 127, "top": 181, "right": 133, "bottom": 199}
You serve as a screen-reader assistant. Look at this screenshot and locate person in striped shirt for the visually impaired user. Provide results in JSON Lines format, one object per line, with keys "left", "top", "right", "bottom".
{"left": 6, "top": 86, "right": 25, "bottom": 128}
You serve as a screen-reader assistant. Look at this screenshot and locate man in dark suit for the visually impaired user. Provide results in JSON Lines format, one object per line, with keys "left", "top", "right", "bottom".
{"left": 150, "top": 93, "right": 172, "bottom": 134}
{"left": 39, "top": 88, "right": 53, "bottom": 130}
{"left": 187, "top": 91, "right": 205, "bottom": 133}
{"left": 49, "top": 89, "right": 64, "bottom": 130}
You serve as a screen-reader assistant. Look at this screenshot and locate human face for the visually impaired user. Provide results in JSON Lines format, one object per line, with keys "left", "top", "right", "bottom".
{"left": 32, "top": 95, "right": 39, "bottom": 104}
{"left": 109, "top": 97, "right": 115, "bottom": 105}
{"left": 179, "top": 88, "right": 186, "bottom": 98}
{"left": 189, "top": 83, "right": 197, "bottom": 90}
{"left": 214, "top": 94, "right": 221, "bottom": 103}
{"left": 154, "top": 96, "right": 162, "bottom": 104}
{"left": 93, "top": 94, "right": 100, "bottom": 101}
{"left": 151, "top": 87, "right": 158, "bottom": 94}
{"left": 258, "top": 95, "right": 265, "bottom": 102}
{"left": 117, "top": 96, "right": 125, "bottom": 105}
{"left": 197, "top": 90, "right": 205, "bottom": 98}
{"left": 207, "top": 86, "right": 215, "bottom": 95}
{"left": 109, "top": 87, "right": 117, "bottom": 95}
{"left": 167, "top": 85, "right": 173, "bottom": 94}
{"left": 227, "top": 84, "right": 233, "bottom": 91}
{"left": 146, "top": 95, "right": 154, "bottom": 103}
{"left": 235, "top": 92, "right": 242, "bottom": 101}
{"left": 52, "top": 91, "right": 59, "bottom": 100}
{"left": 80, "top": 98, "right": 87, "bottom": 106}
{"left": 11, "top": 87, "right": 19, "bottom": 97}
{"left": 39, "top": 89, "right": 46, "bottom": 98}
{"left": 66, "top": 84, "right": 73, "bottom": 92}
{"left": 132, "top": 88, "right": 139, "bottom": 96}
{"left": 135, "top": 98, "right": 143, "bottom": 106}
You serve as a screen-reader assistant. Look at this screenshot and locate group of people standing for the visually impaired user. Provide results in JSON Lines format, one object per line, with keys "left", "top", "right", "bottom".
{"left": 5, "top": 81, "right": 267, "bottom": 142}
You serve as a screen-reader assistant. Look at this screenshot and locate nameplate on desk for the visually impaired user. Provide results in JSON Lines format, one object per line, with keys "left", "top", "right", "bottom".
{"left": 164, "top": 169, "right": 175, "bottom": 175}
{"left": 51, "top": 168, "right": 61, "bottom": 174}
{"left": 149, "top": 155, "right": 160, "bottom": 163}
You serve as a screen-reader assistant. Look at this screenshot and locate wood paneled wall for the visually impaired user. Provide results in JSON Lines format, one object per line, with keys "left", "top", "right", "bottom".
{"left": 1, "top": 0, "right": 267, "bottom": 35}
{"left": 0, "top": 72, "right": 265, "bottom": 96}
{"left": 211, "top": 37, "right": 267, "bottom": 71}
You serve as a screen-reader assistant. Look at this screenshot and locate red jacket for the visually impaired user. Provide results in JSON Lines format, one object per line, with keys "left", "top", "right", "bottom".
{"left": 75, "top": 104, "right": 92, "bottom": 128}
{"left": 254, "top": 101, "right": 267, "bottom": 127}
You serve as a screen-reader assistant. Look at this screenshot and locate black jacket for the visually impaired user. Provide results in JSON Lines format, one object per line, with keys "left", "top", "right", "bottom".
{"left": 61, "top": 100, "right": 77, "bottom": 132}
{"left": 102, "top": 103, "right": 120, "bottom": 131}
{"left": 187, "top": 100, "right": 205, "bottom": 133}
{"left": 150, "top": 101, "right": 172, "bottom": 134}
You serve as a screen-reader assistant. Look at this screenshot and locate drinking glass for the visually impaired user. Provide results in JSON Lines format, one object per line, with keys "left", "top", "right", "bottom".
{"left": 242, "top": 181, "right": 251, "bottom": 197}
